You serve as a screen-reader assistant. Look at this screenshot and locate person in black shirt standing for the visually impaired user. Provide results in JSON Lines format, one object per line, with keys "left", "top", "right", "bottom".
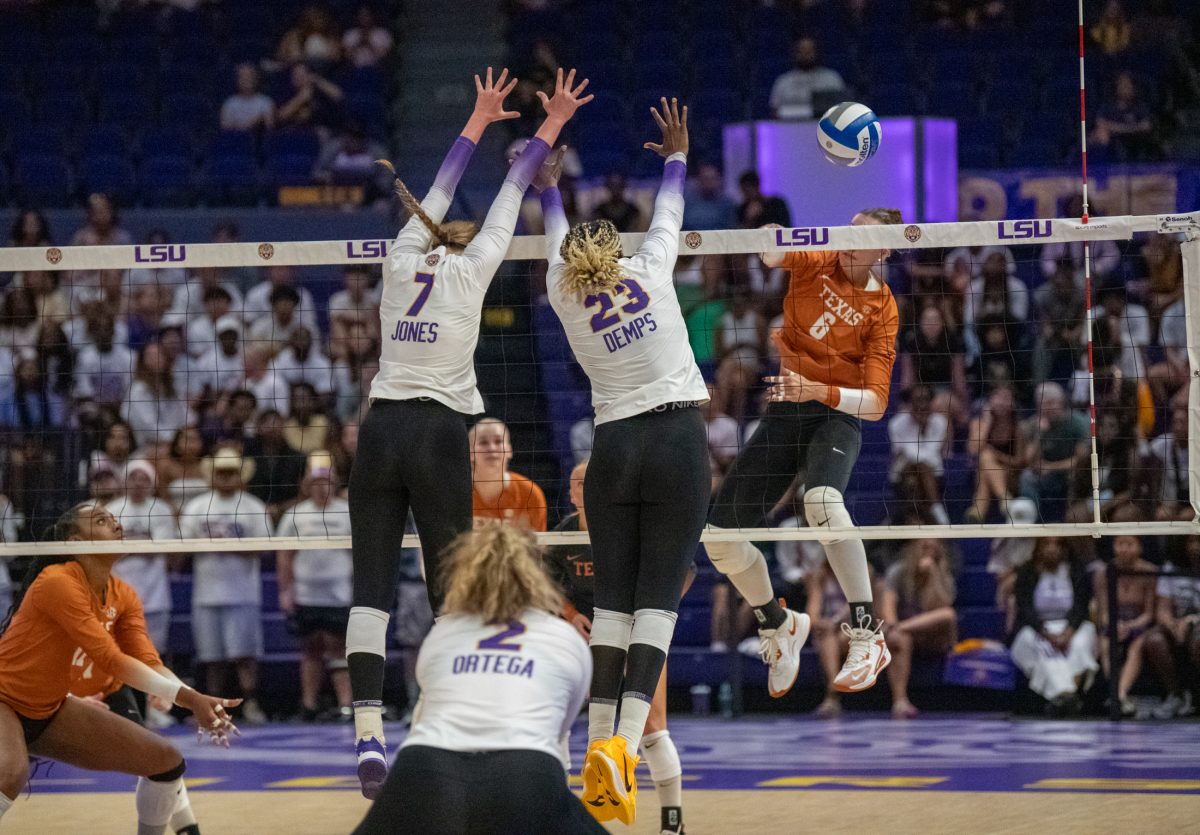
{"left": 736, "top": 170, "right": 791, "bottom": 229}
{"left": 545, "top": 461, "right": 690, "bottom": 835}
{"left": 592, "top": 172, "right": 643, "bottom": 233}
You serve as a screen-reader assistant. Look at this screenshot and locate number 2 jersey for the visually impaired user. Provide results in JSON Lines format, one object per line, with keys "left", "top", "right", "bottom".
{"left": 542, "top": 153, "right": 709, "bottom": 425}
{"left": 371, "top": 136, "right": 553, "bottom": 415}
{"left": 403, "top": 608, "right": 590, "bottom": 764}
{"left": 777, "top": 250, "right": 899, "bottom": 411}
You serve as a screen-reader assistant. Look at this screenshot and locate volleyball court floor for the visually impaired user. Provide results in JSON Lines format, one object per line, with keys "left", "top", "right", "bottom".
{"left": 7, "top": 714, "right": 1198, "bottom": 834}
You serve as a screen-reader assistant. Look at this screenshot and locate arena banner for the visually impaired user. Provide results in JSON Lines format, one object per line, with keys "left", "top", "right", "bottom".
{"left": 959, "top": 165, "right": 1200, "bottom": 221}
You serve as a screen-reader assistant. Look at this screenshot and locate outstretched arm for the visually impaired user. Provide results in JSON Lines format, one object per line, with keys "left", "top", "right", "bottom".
{"left": 463, "top": 68, "right": 592, "bottom": 281}
{"left": 535, "top": 146, "right": 570, "bottom": 264}
{"left": 393, "top": 67, "right": 520, "bottom": 254}
{"left": 639, "top": 97, "right": 689, "bottom": 276}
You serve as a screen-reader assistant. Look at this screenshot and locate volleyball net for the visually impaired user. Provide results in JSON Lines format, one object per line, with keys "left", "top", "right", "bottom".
{"left": 0, "top": 209, "right": 1197, "bottom": 561}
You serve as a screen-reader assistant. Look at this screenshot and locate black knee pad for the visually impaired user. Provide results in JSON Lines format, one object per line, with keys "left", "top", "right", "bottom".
{"left": 148, "top": 758, "right": 186, "bottom": 782}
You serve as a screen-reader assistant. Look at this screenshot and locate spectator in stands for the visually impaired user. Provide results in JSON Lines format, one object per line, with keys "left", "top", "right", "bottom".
{"left": 329, "top": 266, "right": 381, "bottom": 356}
{"left": 1142, "top": 232, "right": 1184, "bottom": 330}
{"left": 0, "top": 351, "right": 67, "bottom": 437}
{"left": 157, "top": 425, "right": 209, "bottom": 509}
{"left": 986, "top": 497, "right": 1037, "bottom": 621}
{"left": 768, "top": 36, "right": 847, "bottom": 120}
{"left": 963, "top": 251, "right": 1029, "bottom": 339}
{"left": 181, "top": 448, "right": 271, "bottom": 725}
{"left": 276, "top": 456, "right": 354, "bottom": 721}
{"left": 469, "top": 417, "right": 547, "bottom": 531}
{"left": 88, "top": 419, "right": 137, "bottom": 491}
{"left": 185, "top": 286, "right": 234, "bottom": 361}
{"left": 880, "top": 538, "right": 957, "bottom": 718}
{"left": 245, "top": 409, "right": 308, "bottom": 523}
{"left": 1094, "top": 280, "right": 1149, "bottom": 386}
{"left": 736, "top": 170, "right": 792, "bottom": 229}
{"left": 1067, "top": 411, "right": 1136, "bottom": 522}
{"left": 69, "top": 194, "right": 132, "bottom": 286}
{"left": 331, "top": 321, "right": 377, "bottom": 424}
{"left": 157, "top": 321, "right": 202, "bottom": 403}
{"left": 1147, "top": 407, "right": 1193, "bottom": 522}
{"left": 127, "top": 283, "right": 170, "bottom": 355}
{"left": 0, "top": 287, "right": 41, "bottom": 350}
{"left": 245, "top": 265, "right": 319, "bottom": 332}
{"left": 682, "top": 163, "right": 737, "bottom": 231}
{"left": 591, "top": 172, "right": 643, "bottom": 233}
{"left": 277, "top": 62, "right": 345, "bottom": 139}
{"left": 943, "top": 241, "right": 1016, "bottom": 285}
{"left": 0, "top": 493, "right": 19, "bottom": 619}
{"left": 122, "top": 340, "right": 192, "bottom": 447}
{"left": 244, "top": 345, "right": 290, "bottom": 415}
{"left": 193, "top": 315, "right": 247, "bottom": 399}
{"left": 1039, "top": 200, "right": 1119, "bottom": 284}
{"left": 1070, "top": 317, "right": 1144, "bottom": 441}
{"left": 8, "top": 209, "right": 51, "bottom": 247}
{"left": 1147, "top": 268, "right": 1187, "bottom": 408}
{"left": 965, "top": 385, "right": 1020, "bottom": 523}
{"left": 1032, "top": 258, "right": 1084, "bottom": 387}
{"left": 900, "top": 304, "right": 968, "bottom": 424}
{"left": 1093, "top": 72, "right": 1158, "bottom": 162}
{"left": 700, "top": 387, "right": 740, "bottom": 479}
{"left": 314, "top": 121, "right": 393, "bottom": 203}
{"left": 888, "top": 385, "right": 951, "bottom": 525}
{"left": 277, "top": 5, "right": 343, "bottom": 67}
{"left": 88, "top": 466, "right": 122, "bottom": 504}
{"left": 1010, "top": 537, "right": 1098, "bottom": 715}
{"left": 24, "top": 271, "right": 70, "bottom": 326}
{"left": 570, "top": 416, "right": 593, "bottom": 465}
{"left": 270, "top": 326, "right": 334, "bottom": 398}
{"left": 247, "top": 286, "right": 305, "bottom": 357}
{"left": 1091, "top": 0, "right": 1132, "bottom": 55}
{"left": 37, "top": 320, "right": 74, "bottom": 401}
{"left": 220, "top": 63, "right": 276, "bottom": 132}
{"left": 202, "top": 388, "right": 258, "bottom": 449}
{"left": 72, "top": 310, "right": 133, "bottom": 419}
{"left": 330, "top": 420, "right": 358, "bottom": 494}
{"left": 512, "top": 38, "right": 561, "bottom": 139}
{"left": 1018, "top": 382, "right": 1088, "bottom": 522}
{"left": 284, "top": 381, "right": 331, "bottom": 455}
{"left": 808, "top": 557, "right": 875, "bottom": 717}
{"left": 772, "top": 493, "right": 825, "bottom": 609}
{"left": 711, "top": 287, "right": 766, "bottom": 424}
{"left": 1143, "top": 535, "right": 1200, "bottom": 719}
{"left": 1095, "top": 534, "right": 1158, "bottom": 716}
{"left": 342, "top": 4, "right": 394, "bottom": 67}
{"left": 168, "top": 266, "right": 245, "bottom": 323}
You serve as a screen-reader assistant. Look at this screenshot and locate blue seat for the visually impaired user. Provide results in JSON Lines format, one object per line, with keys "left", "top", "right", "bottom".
{"left": 140, "top": 126, "right": 193, "bottom": 161}
{"left": 0, "top": 162, "right": 9, "bottom": 203}
{"left": 958, "top": 568, "right": 997, "bottom": 607}
{"left": 345, "top": 94, "right": 389, "bottom": 135}
{"left": 958, "top": 606, "right": 1006, "bottom": 641}
{"left": 340, "top": 65, "right": 386, "bottom": 97}
{"left": 578, "top": 92, "right": 630, "bottom": 127}
{"left": 35, "top": 91, "right": 90, "bottom": 128}
{"left": 960, "top": 143, "right": 1000, "bottom": 168}
{"left": 81, "top": 154, "right": 137, "bottom": 206}
{"left": 95, "top": 60, "right": 155, "bottom": 98}
{"left": 82, "top": 124, "right": 132, "bottom": 159}
{"left": 203, "top": 154, "right": 261, "bottom": 205}
{"left": 11, "top": 126, "right": 65, "bottom": 160}
{"left": 159, "top": 92, "right": 213, "bottom": 132}
{"left": 871, "top": 83, "right": 921, "bottom": 116}
{"left": 692, "top": 90, "right": 744, "bottom": 124}
{"left": 577, "top": 149, "right": 629, "bottom": 178}
{"left": 140, "top": 155, "right": 194, "bottom": 207}
{"left": 266, "top": 130, "right": 321, "bottom": 162}
{"left": 209, "top": 130, "right": 257, "bottom": 159}
{"left": 267, "top": 154, "right": 315, "bottom": 187}
{"left": 13, "top": 155, "right": 74, "bottom": 208}
{"left": 29, "top": 62, "right": 89, "bottom": 96}
{"left": 926, "top": 82, "right": 977, "bottom": 118}
{"left": 97, "top": 94, "right": 154, "bottom": 132}
{"left": 0, "top": 92, "right": 31, "bottom": 124}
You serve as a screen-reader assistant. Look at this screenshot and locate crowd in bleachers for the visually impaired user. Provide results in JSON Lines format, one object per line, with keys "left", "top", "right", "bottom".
{"left": 0, "top": 0, "right": 395, "bottom": 208}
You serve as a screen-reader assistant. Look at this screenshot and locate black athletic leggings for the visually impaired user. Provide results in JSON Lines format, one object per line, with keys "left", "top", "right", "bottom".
{"left": 352, "top": 746, "right": 606, "bottom": 835}
{"left": 710, "top": 400, "right": 862, "bottom": 529}
{"left": 349, "top": 399, "right": 473, "bottom": 613}
{"left": 585, "top": 406, "right": 710, "bottom": 614}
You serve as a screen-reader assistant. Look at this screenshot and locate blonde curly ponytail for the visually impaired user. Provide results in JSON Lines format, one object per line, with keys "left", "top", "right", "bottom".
{"left": 439, "top": 524, "right": 562, "bottom": 625}
{"left": 559, "top": 220, "right": 624, "bottom": 297}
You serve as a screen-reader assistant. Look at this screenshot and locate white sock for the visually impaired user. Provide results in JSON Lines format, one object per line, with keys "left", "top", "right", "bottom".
{"left": 354, "top": 704, "right": 384, "bottom": 745}
{"left": 169, "top": 783, "right": 197, "bottom": 831}
{"left": 615, "top": 696, "right": 652, "bottom": 751}
{"left": 728, "top": 553, "right": 776, "bottom": 609}
{"left": 823, "top": 537, "right": 873, "bottom": 604}
{"left": 136, "top": 776, "right": 182, "bottom": 835}
{"left": 641, "top": 729, "right": 682, "bottom": 808}
{"left": 588, "top": 701, "right": 617, "bottom": 746}
{"left": 0, "top": 791, "right": 13, "bottom": 822}
{"left": 346, "top": 606, "right": 390, "bottom": 743}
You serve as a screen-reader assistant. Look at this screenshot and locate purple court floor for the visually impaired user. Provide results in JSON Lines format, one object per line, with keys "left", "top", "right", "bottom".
{"left": 28, "top": 715, "right": 1200, "bottom": 795}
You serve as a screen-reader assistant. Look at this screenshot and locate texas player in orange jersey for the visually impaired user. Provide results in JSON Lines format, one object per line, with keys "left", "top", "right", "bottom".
{"left": 0, "top": 502, "right": 239, "bottom": 833}
{"left": 705, "top": 209, "right": 904, "bottom": 702}
{"left": 470, "top": 417, "right": 549, "bottom": 532}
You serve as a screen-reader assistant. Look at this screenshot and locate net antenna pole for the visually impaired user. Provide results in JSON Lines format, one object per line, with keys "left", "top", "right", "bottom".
{"left": 1079, "top": 0, "right": 1103, "bottom": 533}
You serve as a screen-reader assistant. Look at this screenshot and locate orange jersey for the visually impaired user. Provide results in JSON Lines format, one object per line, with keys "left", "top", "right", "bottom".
{"left": 0, "top": 562, "right": 161, "bottom": 718}
{"left": 778, "top": 250, "right": 899, "bottom": 409}
{"left": 472, "top": 471, "right": 548, "bottom": 532}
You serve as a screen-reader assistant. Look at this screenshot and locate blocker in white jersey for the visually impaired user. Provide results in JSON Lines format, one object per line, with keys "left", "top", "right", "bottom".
{"left": 353, "top": 526, "right": 605, "bottom": 835}
{"left": 346, "top": 66, "right": 594, "bottom": 800}
{"left": 539, "top": 98, "right": 710, "bottom": 827}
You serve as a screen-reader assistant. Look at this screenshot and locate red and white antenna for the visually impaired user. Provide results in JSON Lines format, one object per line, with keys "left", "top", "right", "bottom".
{"left": 1079, "top": 0, "right": 1102, "bottom": 528}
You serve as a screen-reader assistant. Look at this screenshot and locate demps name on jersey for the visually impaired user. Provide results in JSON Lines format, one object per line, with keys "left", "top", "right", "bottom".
{"left": 604, "top": 312, "right": 657, "bottom": 354}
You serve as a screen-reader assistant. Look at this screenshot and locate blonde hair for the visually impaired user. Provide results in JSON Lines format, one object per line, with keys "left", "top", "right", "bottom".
{"left": 378, "top": 160, "right": 479, "bottom": 250}
{"left": 559, "top": 220, "right": 624, "bottom": 296}
{"left": 861, "top": 207, "right": 903, "bottom": 225}
{"left": 439, "top": 525, "right": 562, "bottom": 624}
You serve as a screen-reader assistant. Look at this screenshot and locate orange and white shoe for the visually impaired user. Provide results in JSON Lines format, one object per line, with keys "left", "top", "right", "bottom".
{"left": 582, "top": 736, "right": 639, "bottom": 825}
{"left": 759, "top": 607, "right": 811, "bottom": 698}
{"left": 832, "top": 615, "right": 891, "bottom": 693}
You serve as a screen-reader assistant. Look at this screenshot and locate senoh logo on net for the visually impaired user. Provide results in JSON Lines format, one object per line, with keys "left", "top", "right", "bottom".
{"left": 997, "top": 220, "right": 1052, "bottom": 240}
{"left": 774, "top": 227, "right": 830, "bottom": 247}
{"left": 134, "top": 244, "right": 186, "bottom": 263}
{"left": 346, "top": 240, "right": 389, "bottom": 258}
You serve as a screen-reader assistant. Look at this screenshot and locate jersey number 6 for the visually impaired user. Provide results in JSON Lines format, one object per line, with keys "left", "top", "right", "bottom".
{"left": 808, "top": 311, "right": 837, "bottom": 340}
{"left": 404, "top": 272, "right": 436, "bottom": 317}
{"left": 585, "top": 278, "right": 651, "bottom": 333}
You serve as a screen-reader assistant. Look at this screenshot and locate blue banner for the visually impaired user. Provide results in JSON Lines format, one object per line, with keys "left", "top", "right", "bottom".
{"left": 960, "top": 165, "right": 1200, "bottom": 220}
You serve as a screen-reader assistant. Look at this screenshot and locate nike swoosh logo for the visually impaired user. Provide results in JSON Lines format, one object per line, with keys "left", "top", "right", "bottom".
{"left": 622, "top": 755, "right": 633, "bottom": 793}
{"left": 832, "top": 447, "right": 845, "bottom": 455}
{"left": 788, "top": 616, "right": 797, "bottom": 636}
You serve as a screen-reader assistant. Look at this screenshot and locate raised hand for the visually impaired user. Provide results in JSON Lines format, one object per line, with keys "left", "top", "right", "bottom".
{"left": 644, "top": 96, "right": 689, "bottom": 158}
{"left": 533, "top": 145, "right": 568, "bottom": 193}
{"left": 472, "top": 66, "right": 520, "bottom": 125}
{"left": 537, "top": 68, "right": 593, "bottom": 124}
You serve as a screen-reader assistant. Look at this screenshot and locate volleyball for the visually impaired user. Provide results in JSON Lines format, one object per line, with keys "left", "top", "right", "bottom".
{"left": 816, "top": 102, "right": 882, "bottom": 167}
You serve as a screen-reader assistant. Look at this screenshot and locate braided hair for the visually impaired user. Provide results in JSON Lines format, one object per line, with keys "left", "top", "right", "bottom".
{"left": 558, "top": 219, "right": 624, "bottom": 297}
{"left": 0, "top": 502, "right": 99, "bottom": 637}
{"left": 378, "top": 160, "right": 478, "bottom": 250}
